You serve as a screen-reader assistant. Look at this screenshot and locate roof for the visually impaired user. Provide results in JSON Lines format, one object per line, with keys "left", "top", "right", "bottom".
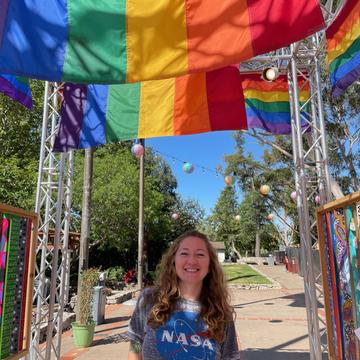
{"left": 211, "top": 241, "right": 226, "bottom": 250}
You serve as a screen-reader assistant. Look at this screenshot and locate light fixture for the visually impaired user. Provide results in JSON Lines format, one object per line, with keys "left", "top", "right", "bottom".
{"left": 262, "top": 67, "right": 279, "bottom": 82}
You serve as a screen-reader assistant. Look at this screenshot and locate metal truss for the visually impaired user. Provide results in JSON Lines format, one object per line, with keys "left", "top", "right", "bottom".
{"left": 29, "top": 82, "right": 74, "bottom": 360}
{"left": 240, "top": 2, "right": 340, "bottom": 357}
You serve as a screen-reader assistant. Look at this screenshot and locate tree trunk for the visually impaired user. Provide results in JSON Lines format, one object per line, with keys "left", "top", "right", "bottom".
{"left": 255, "top": 230, "right": 261, "bottom": 257}
{"left": 76, "top": 147, "right": 94, "bottom": 321}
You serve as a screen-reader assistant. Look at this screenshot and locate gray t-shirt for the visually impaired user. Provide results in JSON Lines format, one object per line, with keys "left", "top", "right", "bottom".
{"left": 127, "top": 289, "right": 240, "bottom": 359}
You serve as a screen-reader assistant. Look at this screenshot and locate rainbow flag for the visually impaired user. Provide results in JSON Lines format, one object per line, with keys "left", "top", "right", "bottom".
{"left": 326, "top": 0, "right": 360, "bottom": 97}
{"left": 242, "top": 74, "right": 310, "bottom": 134}
{"left": 0, "top": 74, "right": 32, "bottom": 109}
{"left": 0, "top": 0, "right": 324, "bottom": 84}
{"left": 54, "top": 66, "right": 247, "bottom": 152}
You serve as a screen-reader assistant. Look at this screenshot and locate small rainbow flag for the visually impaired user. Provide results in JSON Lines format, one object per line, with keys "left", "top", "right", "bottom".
{"left": 54, "top": 66, "right": 247, "bottom": 152}
{"left": 0, "top": 0, "right": 324, "bottom": 84}
{"left": 326, "top": 0, "right": 360, "bottom": 97}
{"left": 242, "top": 74, "right": 310, "bottom": 134}
{"left": 0, "top": 74, "right": 32, "bottom": 109}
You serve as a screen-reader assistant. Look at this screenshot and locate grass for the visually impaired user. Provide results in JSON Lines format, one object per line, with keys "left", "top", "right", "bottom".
{"left": 222, "top": 264, "right": 272, "bottom": 285}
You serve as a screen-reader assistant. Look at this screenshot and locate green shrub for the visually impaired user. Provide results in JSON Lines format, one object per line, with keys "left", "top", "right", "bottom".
{"left": 78, "top": 268, "right": 99, "bottom": 325}
{"left": 106, "top": 266, "right": 125, "bottom": 282}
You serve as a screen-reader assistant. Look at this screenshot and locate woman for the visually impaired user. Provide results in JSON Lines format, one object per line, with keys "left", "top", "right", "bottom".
{"left": 127, "top": 230, "right": 240, "bottom": 359}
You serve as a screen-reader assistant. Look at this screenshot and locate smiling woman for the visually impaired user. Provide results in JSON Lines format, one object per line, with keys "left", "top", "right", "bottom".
{"left": 127, "top": 230, "right": 240, "bottom": 360}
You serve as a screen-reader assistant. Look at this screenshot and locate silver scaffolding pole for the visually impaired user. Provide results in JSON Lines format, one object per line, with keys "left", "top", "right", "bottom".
{"left": 288, "top": 44, "right": 322, "bottom": 359}
{"left": 30, "top": 82, "right": 74, "bottom": 360}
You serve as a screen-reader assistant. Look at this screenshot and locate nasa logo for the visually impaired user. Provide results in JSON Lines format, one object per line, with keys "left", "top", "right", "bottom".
{"left": 156, "top": 311, "right": 216, "bottom": 359}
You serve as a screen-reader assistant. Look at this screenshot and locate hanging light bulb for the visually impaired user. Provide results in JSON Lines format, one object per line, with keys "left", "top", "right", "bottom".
{"left": 262, "top": 67, "right": 279, "bottom": 82}
{"left": 235, "top": 214, "right": 241, "bottom": 221}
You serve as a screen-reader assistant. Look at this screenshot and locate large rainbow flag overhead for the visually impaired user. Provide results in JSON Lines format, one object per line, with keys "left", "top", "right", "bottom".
{"left": 326, "top": 0, "right": 360, "bottom": 97}
{"left": 243, "top": 74, "right": 310, "bottom": 134}
{"left": 0, "top": 0, "right": 324, "bottom": 84}
{"left": 54, "top": 66, "right": 247, "bottom": 152}
{"left": 0, "top": 74, "right": 32, "bottom": 109}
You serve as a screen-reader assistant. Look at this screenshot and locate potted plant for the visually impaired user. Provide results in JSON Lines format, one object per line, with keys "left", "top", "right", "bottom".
{"left": 72, "top": 268, "right": 99, "bottom": 347}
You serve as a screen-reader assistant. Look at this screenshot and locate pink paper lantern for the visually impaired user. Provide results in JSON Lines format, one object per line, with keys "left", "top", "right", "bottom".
{"left": 171, "top": 213, "right": 179, "bottom": 220}
{"left": 290, "top": 191, "right": 297, "bottom": 201}
{"left": 131, "top": 143, "right": 144, "bottom": 157}
{"left": 267, "top": 213, "right": 274, "bottom": 221}
{"left": 315, "top": 195, "right": 321, "bottom": 205}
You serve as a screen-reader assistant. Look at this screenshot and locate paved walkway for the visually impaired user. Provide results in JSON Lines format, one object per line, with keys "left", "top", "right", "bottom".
{"left": 59, "top": 264, "right": 325, "bottom": 359}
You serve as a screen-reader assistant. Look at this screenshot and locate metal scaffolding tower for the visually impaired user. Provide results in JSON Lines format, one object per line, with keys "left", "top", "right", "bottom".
{"left": 28, "top": 1, "right": 342, "bottom": 359}
{"left": 30, "top": 82, "right": 74, "bottom": 360}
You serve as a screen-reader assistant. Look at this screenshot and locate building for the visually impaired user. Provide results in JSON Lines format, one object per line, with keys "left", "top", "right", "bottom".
{"left": 211, "top": 241, "right": 226, "bottom": 263}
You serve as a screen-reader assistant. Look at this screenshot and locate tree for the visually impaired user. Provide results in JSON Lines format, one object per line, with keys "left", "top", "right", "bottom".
{"left": 207, "top": 186, "right": 239, "bottom": 256}
{"left": 71, "top": 143, "right": 205, "bottom": 271}
{"left": 224, "top": 133, "right": 282, "bottom": 256}
{"left": 0, "top": 80, "right": 44, "bottom": 210}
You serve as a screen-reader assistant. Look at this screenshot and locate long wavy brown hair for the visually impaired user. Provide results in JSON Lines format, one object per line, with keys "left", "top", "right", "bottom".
{"left": 147, "top": 230, "right": 234, "bottom": 342}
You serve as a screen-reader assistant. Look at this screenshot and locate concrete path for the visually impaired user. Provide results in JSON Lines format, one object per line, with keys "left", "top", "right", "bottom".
{"left": 59, "top": 264, "right": 326, "bottom": 359}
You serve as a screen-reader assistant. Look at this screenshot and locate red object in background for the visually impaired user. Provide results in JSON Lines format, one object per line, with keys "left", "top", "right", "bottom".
{"left": 284, "top": 256, "right": 290, "bottom": 272}
{"left": 291, "top": 257, "right": 297, "bottom": 273}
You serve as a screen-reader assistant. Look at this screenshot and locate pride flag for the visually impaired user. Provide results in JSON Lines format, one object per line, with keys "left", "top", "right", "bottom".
{"left": 326, "top": 0, "right": 360, "bottom": 97}
{"left": 242, "top": 74, "right": 310, "bottom": 134}
{"left": 0, "top": 0, "right": 324, "bottom": 84}
{"left": 0, "top": 74, "right": 32, "bottom": 109}
{"left": 54, "top": 66, "right": 247, "bottom": 152}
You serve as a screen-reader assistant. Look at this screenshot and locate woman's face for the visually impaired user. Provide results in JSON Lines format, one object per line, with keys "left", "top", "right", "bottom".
{"left": 174, "top": 236, "right": 210, "bottom": 287}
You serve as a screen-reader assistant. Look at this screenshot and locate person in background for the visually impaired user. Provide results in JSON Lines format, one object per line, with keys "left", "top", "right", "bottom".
{"left": 127, "top": 230, "right": 240, "bottom": 359}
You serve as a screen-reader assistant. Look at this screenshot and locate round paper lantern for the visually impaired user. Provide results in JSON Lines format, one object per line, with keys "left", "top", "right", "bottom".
{"left": 315, "top": 195, "right": 321, "bottom": 205}
{"left": 183, "top": 162, "right": 194, "bottom": 174}
{"left": 131, "top": 143, "right": 144, "bottom": 157}
{"left": 259, "top": 184, "right": 270, "bottom": 196}
{"left": 224, "top": 175, "right": 233, "bottom": 186}
{"left": 267, "top": 213, "right": 274, "bottom": 221}
{"left": 290, "top": 191, "right": 297, "bottom": 201}
{"left": 235, "top": 214, "right": 241, "bottom": 221}
{"left": 171, "top": 213, "right": 179, "bottom": 220}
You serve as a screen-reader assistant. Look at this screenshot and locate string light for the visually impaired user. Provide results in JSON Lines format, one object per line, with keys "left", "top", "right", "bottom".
{"left": 152, "top": 149, "right": 222, "bottom": 177}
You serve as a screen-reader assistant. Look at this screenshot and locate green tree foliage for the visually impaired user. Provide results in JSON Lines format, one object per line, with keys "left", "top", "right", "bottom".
{"left": 0, "top": 80, "right": 44, "bottom": 210}
{"left": 207, "top": 186, "right": 239, "bottom": 254}
{"left": 71, "top": 143, "right": 204, "bottom": 270}
{"left": 223, "top": 132, "right": 283, "bottom": 256}
{"left": 322, "top": 82, "right": 360, "bottom": 192}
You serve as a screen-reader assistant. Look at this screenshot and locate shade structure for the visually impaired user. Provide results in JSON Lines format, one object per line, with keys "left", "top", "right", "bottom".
{"left": 0, "top": 74, "right": 32, "bottom": 109}
{"left": 326, "top": 0, "right": 360, "bottom": 97}
{"left": 0, "top": 0, "right": 324, "bottom": 84}
{"left": 54, "top": 65, "right": 247, "bottom": 152}
{"left": 242, "top": 74, "right": 310, "bottom": 134}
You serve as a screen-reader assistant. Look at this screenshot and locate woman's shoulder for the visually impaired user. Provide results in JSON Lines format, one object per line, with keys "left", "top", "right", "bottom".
{"left": 138, "top": 286, "right": 157, "bottom": 307}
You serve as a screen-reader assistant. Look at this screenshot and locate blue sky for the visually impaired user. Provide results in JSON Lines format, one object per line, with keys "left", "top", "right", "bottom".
{"left": 147, "top": 131, "right": 264, "bottom": 216}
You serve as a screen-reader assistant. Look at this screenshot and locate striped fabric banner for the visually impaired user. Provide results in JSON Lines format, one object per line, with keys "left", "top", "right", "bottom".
{"left": 0, "top": 74, "right": 32, "bottom": 109}
{"left": 0, "top": 0, "right": 324, "bottom": 84}
{"left": 242, "top": 74, "right": 310, "bottom": 134}
{"left": 326, "top": 0, "right": 360, "bottom": 97}
{"left": 54, "top": 66, "right": 247, "bottom": 152}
